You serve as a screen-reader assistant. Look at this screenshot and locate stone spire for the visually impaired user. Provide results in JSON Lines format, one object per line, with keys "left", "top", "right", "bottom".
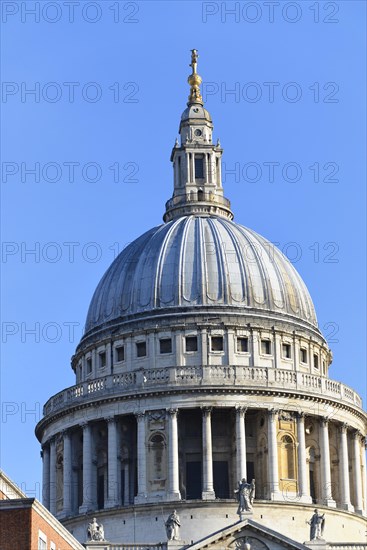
{"left": 163, "top": 50, "right": 233, "bottom": 223}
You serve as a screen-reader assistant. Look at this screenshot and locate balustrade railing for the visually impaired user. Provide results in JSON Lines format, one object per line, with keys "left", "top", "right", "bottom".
{"left": 42, "top": 365, "right": 363, "bottom": 416}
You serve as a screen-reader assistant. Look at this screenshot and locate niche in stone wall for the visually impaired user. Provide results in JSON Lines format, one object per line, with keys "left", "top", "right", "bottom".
{"left": 148, "top": 432, "right": 167, "bottom": 493}
{"left": 278, "top": 434, "right": 297, "bottom": 494}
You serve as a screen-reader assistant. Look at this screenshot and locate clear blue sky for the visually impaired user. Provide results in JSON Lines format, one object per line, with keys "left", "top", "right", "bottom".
{"left": 1, "top": 1, "right": 366, "bottom": 497}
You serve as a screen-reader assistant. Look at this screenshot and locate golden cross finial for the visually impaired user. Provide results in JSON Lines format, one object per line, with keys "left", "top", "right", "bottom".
{"left": 187, "top": 49, "right": 203, "bottom": 105}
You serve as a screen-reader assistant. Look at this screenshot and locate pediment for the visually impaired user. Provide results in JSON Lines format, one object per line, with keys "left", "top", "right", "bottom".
{"left": 187, "top": 519, "right": 310, "bottom": 550}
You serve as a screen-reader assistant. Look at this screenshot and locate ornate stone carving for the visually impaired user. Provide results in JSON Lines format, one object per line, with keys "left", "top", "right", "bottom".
{"left": 231, "top": 536, "right": 269, "bottom": 550}
{"left": 279, "top": 411, "right": 294, "bottom": 422}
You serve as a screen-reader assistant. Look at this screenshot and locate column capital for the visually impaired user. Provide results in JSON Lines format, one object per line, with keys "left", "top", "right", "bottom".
{"left": 201, "top": 406, "right": 212, "bottom": 416}
{"left": 61, "top": 428, "right": 71, "bottom": 439}
{"left": 268, "top": 408, "right": 279, "bottom": 419}
{"left": 167, "top": 408, "right": 179, "bottom": 417}
{"left": 235, "top": 406, "right": 247, "bottom": 417}
{"left": 296, "top": 411, "right": 305, "bottom": 420}
{"left": 106, "top": 415, "right": 116, "bottom": 424}
{"left": 339, "top": 422, "right": 349, "bottom": 434}
{"left": 80, "top": 421, "right": 91, "bottom": 431}
{"left": 320, "top": 416, "right": 330, "bottom": 427}
{"left": 135, "top": 411, "right": 146, "bottom": 421}
{"left": 352, "top": 429, "right": 362, "bottom": 441}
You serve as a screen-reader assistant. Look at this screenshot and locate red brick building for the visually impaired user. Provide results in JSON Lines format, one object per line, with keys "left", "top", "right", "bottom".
{"left": 0, "top": 470, "right": 84, "bottom": 550}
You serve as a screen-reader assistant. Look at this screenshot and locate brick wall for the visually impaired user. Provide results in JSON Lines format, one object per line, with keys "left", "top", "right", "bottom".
{"left": 0, "top": 508, "right": 31, "bottom": 549}
{"left": 30, "top": 507, "right": 77, "bottom": 550}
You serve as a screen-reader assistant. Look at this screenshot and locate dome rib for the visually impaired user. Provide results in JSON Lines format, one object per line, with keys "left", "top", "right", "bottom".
{"left": 84, "top": 216, "right": 318, "bottom": 334}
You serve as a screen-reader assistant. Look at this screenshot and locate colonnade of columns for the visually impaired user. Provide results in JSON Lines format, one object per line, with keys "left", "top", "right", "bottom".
{"left": 41, "top": 409, "right": 366, "bottom": 518}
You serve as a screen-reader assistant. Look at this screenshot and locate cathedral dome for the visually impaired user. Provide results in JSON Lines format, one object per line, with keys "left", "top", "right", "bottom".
{"left": 84, "top": 215, "right": 317, "bottom": 335}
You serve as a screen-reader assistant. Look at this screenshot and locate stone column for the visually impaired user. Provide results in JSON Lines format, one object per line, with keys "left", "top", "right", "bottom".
{"left": 250, "top": 328, "right": 259, "bottom": 368}
{"left": 191, "top": 153, "right": 195, "bottom": 182}
{"left": 49, "top": 437, "right": 57, "bottom": 515}
{"left": 217, "top": 153, "right": 222, "bottom": 186}
{"left": 339, "top": 424, "right": 354, "bottom": 511}
{"left": 79, "top": 422, "right": 93, "bottom": 513}
{"left": 186, "top": 153, "right": 191, "bottom": 184}
{"left": 135, "top": 412, "right": 147, "bottom": 503}
{"left": 106, "top": 416, "right": 119, "bottom": 508}
{"left": 202, "top": 407, "right": 215, "bottom": 499}
{"left": 42, "top": 444, "right": 50, "bottom": 509}
{"left": 236, "top": 407, "right": 247, "bottom": 481}
{"left": 268, "top": 409, "right": 281, "bottom": 500}
{"left": 167, "top": 408, "right": 181, "bottom": 500}
{"left": 297, "top": 413, "right": 312, "bottom": 503}
{"left": 319, "top": 418, "right": 336, "bottom": 507}
{"left": 352, "top": 432, "right": 363, "bottom": 514}
{"left": 204, "top": 153, "right": 208, "bottom": 183}
{"left": 361, "top": 437, "right": 367, "bottom": 517}
{"left": 175, "top": 333, "right": 183, "bottom": 367}
{"left": 62, "top": 430, "right": 72, "bottom": 516}
{"left": 201, "top": 329, "right": 208, "bottom": 366}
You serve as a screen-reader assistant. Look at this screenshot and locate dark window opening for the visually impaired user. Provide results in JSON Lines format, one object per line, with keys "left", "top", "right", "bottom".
{"left": 99, "top": 352, "right": 106, "bottom": 369}
{"left": 86, "top": 358, "right": 92, "bottom": 374}
{"left": 261, "top": 340, "right": 271, "bottom": 355}
{"left": 160, "top": 338, "right": 172, "bottom": 354}
{"left": 97, "top": 474, "right": 104, "bottom": 510}
{"left": 213, "top": 461, "right": 229, "bottom": 498}
{"left": 186, "top": 461, "right": 202, "bottom": 499}
{"left": 116, "top": 346, "right": 125, "bottom": 362}
{"left": 237, "top": 337, "right": 248, "bottom": 353}
{"left": 195, "top": 156, "right": 204, "bottom": 179}
{"left": 313, "top": 354, "right": 319, "bottom": 369}
{"left": 300, "top": 348, "right": 308, "bottom": 363}
{"left": 136, "top": 341, "right": 147, "bottom": 358}
{"left": 282, "top": 343, "right": 291, "bottom": 359}
{"left": 186, "top": 336, "right": 198, "bottom": 352}
{"left": 211, "top": 336, "right": 223, "bottom": 352}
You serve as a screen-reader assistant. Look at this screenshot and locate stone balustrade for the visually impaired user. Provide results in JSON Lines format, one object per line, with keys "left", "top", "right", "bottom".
{"left": 83, "top": 544, "right": 367, "bottom": 550}
{"left": 85, "top": 544, "right": 165, "bottom": 550}
{"left": 43, "top": 366, "right": 363, "bottom": 417}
